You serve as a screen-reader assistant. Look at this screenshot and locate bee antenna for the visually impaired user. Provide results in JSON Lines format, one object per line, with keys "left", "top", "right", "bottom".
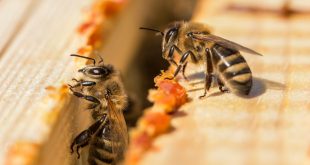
{"left": 70, "top": 54, "right": 96, "bottom": 65}
{"left": 139, "top": 27, "right": 164, "bottom": 36}
{"left": 92, "top": 50, "right": 104, "bottom": 64}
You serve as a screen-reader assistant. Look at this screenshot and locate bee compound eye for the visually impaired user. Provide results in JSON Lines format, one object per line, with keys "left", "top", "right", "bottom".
{"left": 165, "top": 28, "right": 178, "bottom": 42}
{"left": 88, "top": 68, "right": 109, "bottom": 76}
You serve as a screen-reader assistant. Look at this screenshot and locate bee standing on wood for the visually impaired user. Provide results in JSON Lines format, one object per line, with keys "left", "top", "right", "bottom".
{"left": 68, "top": 54, "right": 128, "bottom": 165}
{"left": 141, "top": 21, "right": 262, "bottom": 97}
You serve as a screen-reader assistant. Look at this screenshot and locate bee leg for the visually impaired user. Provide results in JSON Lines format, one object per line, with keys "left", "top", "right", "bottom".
{"left": 166, "top": 45, "right": 192, "bottom": 80}
{"left": 80, "top": 80, "right": 96, "bottom": 91}
{"left": 69, "top": 87, "right": 101, "bottom": 107}
{"left": 72, "top": 78, "right": 96, "bottom": 91}
{"left": 70, "top": 79, "right": 84, "bottom": 91}
{"left": 167, "top": 45, "right": 182, "bottom": 66}
{"left": 70, "top": 129, "right": 91, "bottom": 159}
{"left": 70, "top": 115, "right": 107, "bottom": 158}
{"left": 199, "top": 48, "right": 214, "bottom": 99}
{"left": 79, "top": 80, "right": 96, "bottom": 87}
{"left": 199, "top": 75, "right": 213, "bottom": 99}
{"left": 173, "top": 50, "right": 193, "bottom": 78}
{"left": 67, "top": 80, "right": 81, "bottom": 91}
{"left": 217, "top": 77, "right": 229, "bottom": 93}
{"left": 75, "top": 144, "right": 87, "bottom": 159}
{"left": 182, "top": 62, "right": 189, "bottom": 81}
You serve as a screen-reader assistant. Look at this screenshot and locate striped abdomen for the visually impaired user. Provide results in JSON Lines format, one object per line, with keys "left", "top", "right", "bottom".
{"left": 88, "top": 121, "right": 122, "bottom": 165}
{"left": 211, "top": 44, "right": 252, "bottom": 95}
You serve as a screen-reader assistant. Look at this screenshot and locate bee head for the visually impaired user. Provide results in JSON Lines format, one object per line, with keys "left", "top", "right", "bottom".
{"left": 78, "top": 65, "right": 114, "bottom": 79}
{"left": 70, "top": 54, "right": 114, "bottom": 79}
{"left": 139, "top": 22, "right": 182, "bottom": 52}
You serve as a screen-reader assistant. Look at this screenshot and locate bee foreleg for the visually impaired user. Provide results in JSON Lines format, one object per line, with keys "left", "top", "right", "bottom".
{"left": 173, "top": 51, "right": 193, "bottom": 78}
{"left": 199, "top": 48, "right": 214, "bottom": 98}
{"left": 71, "top": 78, "right": 96, "bottom": 91}
{"left": 168, "top": 45, "right": 182, "bottom": 66}
{"left": 69, "top": 79, "right": 80, "bottom": 88}
{"left": 72, "top": 78, "right": 96, "bottom": 87}
{"left": 69, "top": 87, "right": 101, "bottom": 107}
{"left": 70, "top": 115, "right": 107, "bottom": 159}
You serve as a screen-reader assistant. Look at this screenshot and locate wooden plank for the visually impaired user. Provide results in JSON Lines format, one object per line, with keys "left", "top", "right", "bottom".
{"left": 0, "top": 0, "right": 91, "bottom": 164}
{"left": 138, "top": 0, "right": 310, "bottom": 165}
{"left": 0, "top": 0, "right": 37, "bottom": 54}
{"left": 0, "top": 0, "right": 152, "bottom": 164}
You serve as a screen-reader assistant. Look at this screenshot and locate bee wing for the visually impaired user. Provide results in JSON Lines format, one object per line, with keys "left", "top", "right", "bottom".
{"left": 191, "top": 33, "right": 263, "bottom": 56}
{"left": 106, "top": 96, "right": 128, "bottom": 158}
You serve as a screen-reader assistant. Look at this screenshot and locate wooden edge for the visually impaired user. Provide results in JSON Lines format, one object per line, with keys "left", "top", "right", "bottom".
{"left": 3, "top": 0, "right": 128, "bottom": 164}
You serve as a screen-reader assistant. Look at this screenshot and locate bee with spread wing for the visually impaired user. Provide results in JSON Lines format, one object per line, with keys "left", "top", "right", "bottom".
{"left": 141, "top": 21, "right": 262, "bottom": 97}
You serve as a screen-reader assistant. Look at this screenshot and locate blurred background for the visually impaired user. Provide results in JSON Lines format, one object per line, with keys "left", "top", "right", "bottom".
{"left": 103, "top": 0, "right": 198, "bottom": 126}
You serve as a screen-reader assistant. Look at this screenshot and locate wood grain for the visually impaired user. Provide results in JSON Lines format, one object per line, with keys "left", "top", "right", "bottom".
{"left": 0, "top": 0, "right": 91, "bottom": 164}
{"left": 0, "top": 0, "right": 37, "bottom": 55}
{"left": 140, "top": 0, "right": 310, "bottom": 165}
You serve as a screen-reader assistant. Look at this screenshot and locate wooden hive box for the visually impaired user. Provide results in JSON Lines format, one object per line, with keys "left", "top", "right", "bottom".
{"left": 127, "top": 0, "right": 310, "bottom": 165}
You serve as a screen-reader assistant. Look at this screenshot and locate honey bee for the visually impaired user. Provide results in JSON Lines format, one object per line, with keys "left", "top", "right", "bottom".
{"left": 141, "top": 21, "right": 262, "bottom": 97}
{"left": 68, "top": 54, "right": 128, "bottom": 165}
